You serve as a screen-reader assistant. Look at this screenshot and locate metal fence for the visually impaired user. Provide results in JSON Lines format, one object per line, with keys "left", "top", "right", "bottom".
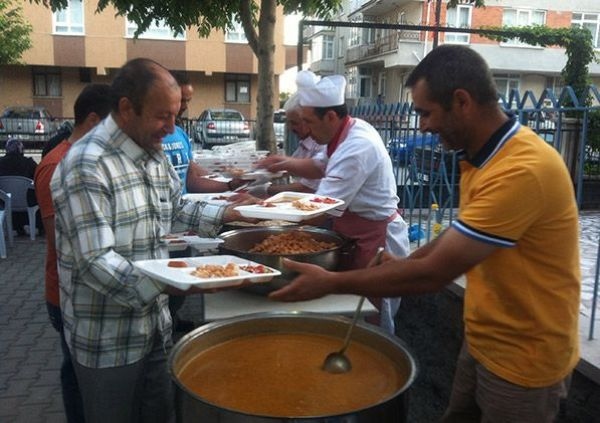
{"left": 351, "top": 86, "right": 600, "bottom": 340}
{"left": 4, "top": 87, "right": 597, "bottom": 338}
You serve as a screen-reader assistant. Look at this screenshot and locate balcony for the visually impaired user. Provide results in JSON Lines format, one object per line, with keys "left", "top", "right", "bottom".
{"left": 350, "top": 0, "right": 414, "bottom": 17}
{"left": 309, "top": 59, "right": 337, "bottom": 75}
{"left": 302, "top": 25, "right": 334, "bottom": 41}
{"left": 346, "top": 29, "right": 421, "bottom": 63}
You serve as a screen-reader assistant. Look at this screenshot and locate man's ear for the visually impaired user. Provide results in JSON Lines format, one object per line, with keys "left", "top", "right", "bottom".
{"left": 453, "top": 88, "right": 474, "bottom": 113}
{"left": 324, "top": 109, "right": 338, "bottom": 123}
{"left": 84, "top": 112, "right": 101, "bottom": 127}
{"left": 118, "top": 97, "right": 135, "bottom": 123}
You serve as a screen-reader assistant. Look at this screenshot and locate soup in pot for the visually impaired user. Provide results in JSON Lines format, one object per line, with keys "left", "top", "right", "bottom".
{"left": 177, "top": 332, "right": 408, "bottom": 417}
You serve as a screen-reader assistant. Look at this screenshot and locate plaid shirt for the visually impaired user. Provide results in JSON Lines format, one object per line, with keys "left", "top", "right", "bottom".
{"left": 51, "top": 115, "right": 225, "bottom": 368}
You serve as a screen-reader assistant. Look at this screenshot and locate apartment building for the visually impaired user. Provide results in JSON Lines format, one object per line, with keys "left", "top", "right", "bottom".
{"left": 0, "top": 0, "right": 289, "bottom": 120}
{"left": 304, "top": 0, "right": 600, "bottom": 106}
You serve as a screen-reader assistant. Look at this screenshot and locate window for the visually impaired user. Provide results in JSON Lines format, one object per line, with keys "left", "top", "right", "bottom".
{"left": 445, "top": 5, "right": 472, "bottom": 44}
{"left": 347, "top": 67, "right": 358, "bottom": 98}
{"left": 338, "top": 36, "right": 345, "bottom": 58}
{"left": 323, "top": 35, "right": 334, "bottom": 59}
{"left": 225, "top": 74, "right": 250, "bottom": 103}
{"left": 349, "top": 26, "right": 360, "bottom": 46}
{"left": 502, "top": 9, "right": 545, "bottom": 46}
{"left": 363, "top": 26, "right": 376, "bottom": 45}
{"left": 32, "top": 68, "right": 62, "bottom": 97}
{"left": 53, "top": 0, "right": 84, "bottom": 35}
{"left": 126, "top": 19, "right": 185, "bottom": 40}
{"left": 572, "top": 13, "right": 600, "bottom": 49}
{"left": 359, "top": 68, "right": 372, "bottom": 98}
{"left": 312, "top": 35, "right": 334, "bottom": 60}
{"left": 225, "top": 21, "right": 248, "bottom": 43}
{"left": 494, "top": 73, "right": 520, "bottom": 103}
{"left": 378, "top": 72, "right": 387, "bottom": 99}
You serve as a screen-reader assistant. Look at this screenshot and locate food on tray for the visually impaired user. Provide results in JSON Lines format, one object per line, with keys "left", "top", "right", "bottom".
{"left": 249, "top": 231, "right": 337, "bottom": 254}
{"left": 239, "top": 264, "right": 274, "bottom": 274}
{"left": 264, "top": 195, "right": 298, "bottom": 204}
{"left": 224, "top": 166, "right": 245, "bottom": 177}
{"left": 258, "top": 201, "right": 277, "bottom": 208}
{"left": 167, "top": 239, "right": 187, "bottom": 244}
{"left": 191, "top": 263, "right": 239, "bottom": 278}
{"left": 168, "top": 260, "right": 188, "bottom": 268}
{"left": 291, "top": 199, "right": 320, "bottom": 211}
{"left": 310, "top": 196, "right": 338, "bottom": 204}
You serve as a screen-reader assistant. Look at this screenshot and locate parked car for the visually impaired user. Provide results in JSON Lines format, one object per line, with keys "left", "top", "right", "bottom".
{"left": 193, "top": 108, "right": 251, "bottom": 147}
{"left": 387, "top": 132, "right": 440, "bottom": 164}
{"left": 273, "top": 109, "right": 286, "bottom": 149}
{"left": 0, "top": 106, "right": 59, "bottom": 148}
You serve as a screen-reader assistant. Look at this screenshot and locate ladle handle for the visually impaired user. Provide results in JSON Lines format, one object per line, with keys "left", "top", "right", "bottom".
{"left": 338, "top": 296, "right": 366, "bottom": 355}
{"left": 338, "top": 247, "right": 385, "bottom": 355}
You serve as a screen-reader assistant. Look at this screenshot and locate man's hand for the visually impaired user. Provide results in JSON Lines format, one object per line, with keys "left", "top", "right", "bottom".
{"left": 222, "top": 195, "right": 260, "bottom": 224}
{"left": 256, "top": 154, "right": 289, "bottom": 173}
{"left": 268, "top": 259, "right": 336, "bottom": 302}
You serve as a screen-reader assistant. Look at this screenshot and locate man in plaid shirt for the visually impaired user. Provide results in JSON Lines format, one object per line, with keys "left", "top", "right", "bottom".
{"left": 51, "top": 58, "right": 244, "bottom": 423}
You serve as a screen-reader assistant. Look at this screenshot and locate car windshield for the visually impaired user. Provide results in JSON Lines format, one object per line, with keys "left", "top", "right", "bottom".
{"left": 212, "top": 111, "right": 242, "bottom": 121}
{"left": 3, "top": 109, "right": 44, "bottom": 119}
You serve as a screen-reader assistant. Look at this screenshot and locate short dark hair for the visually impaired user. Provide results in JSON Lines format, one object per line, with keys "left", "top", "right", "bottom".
{"left": 110, "top": 58, "right": 168, "bottom": 114}
{"left": 313, "top": 103, "right": 348, "bottom": 119}
{"left": 405, "top": 45, "right": 498, "bottom": 110}
{"left": 171, "top": 70, "right": 190, "bottom": 87}
{"left": 73, "top": 83, "right": 112, "bottom": 125}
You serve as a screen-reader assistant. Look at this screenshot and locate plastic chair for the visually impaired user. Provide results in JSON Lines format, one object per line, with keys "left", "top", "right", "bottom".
{"left": 0, "top": 176, "right": 39, "bottom": 240}
{"left": 0, "top": 189, "right": 14, "bottom": 258}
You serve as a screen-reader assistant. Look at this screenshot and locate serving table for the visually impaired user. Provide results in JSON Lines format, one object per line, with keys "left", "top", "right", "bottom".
{"left": 202, "top": 290, "right": 377, "bottom": 322}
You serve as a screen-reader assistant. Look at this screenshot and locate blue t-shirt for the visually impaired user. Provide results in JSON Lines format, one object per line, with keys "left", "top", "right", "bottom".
{"left": 162, "top": 126, "right": 193, "bottom": 194}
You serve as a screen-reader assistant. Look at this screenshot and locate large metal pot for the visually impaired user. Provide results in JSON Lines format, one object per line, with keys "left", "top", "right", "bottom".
{"left": 218, "top": 226, "right": 350, "bottom": 294}
{"left": 169, "top": 312, "right": 418, "bottom": 422}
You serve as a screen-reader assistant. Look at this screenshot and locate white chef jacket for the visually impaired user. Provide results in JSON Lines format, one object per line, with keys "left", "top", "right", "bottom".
{"left": 316, "top": 118, "right": 410, "bottom": 334}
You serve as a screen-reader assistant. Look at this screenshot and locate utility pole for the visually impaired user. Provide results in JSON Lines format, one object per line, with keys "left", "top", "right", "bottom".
{"left": 433, "top": 0, "right": 443, "bottom": 48}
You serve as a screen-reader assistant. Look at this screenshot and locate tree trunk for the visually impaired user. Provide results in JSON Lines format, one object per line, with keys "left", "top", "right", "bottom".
{"left": 254, "top": 0, "right": 277, "bottom": 152}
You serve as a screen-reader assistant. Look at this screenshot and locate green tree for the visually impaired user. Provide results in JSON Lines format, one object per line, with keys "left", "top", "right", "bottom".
{"left": 34, "top": 0, "right": 342, "bottom": 152}
{"left": 0, "top": 0, "right": 32, "bottom": 65}
{"left": 479, "top": 25, "right": 598, "bottom": 106}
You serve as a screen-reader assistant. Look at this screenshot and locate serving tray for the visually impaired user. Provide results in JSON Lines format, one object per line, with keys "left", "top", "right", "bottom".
{"left": 134, "top": 255, "right": 281, "bottom": 290}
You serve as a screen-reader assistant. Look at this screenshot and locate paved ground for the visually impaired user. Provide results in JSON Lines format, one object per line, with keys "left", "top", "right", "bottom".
{"left": 0, "top": 214, "right": 599, "bottom": 422}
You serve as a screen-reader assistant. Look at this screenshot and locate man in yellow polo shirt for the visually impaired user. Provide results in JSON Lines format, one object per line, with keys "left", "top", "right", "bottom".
{"left": 269, "top": 45, "right": 580, "bottom": 423}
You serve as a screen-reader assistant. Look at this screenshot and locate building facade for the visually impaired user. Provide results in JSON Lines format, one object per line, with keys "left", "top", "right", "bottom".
{"left": 0, "top": 0, "right": 289, "bottom": 121}
{"left": 304, "top": 0, "right": 600, "bottom": 107}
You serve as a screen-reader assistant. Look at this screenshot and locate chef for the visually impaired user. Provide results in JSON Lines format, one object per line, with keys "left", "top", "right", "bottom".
{"left": 263, "top": 71, "right": 410, "bottom": 334}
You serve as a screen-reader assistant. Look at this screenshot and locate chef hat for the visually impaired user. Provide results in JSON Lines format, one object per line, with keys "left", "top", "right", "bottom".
{"left": 296, "top": 70, "right": 346, "bottom": 108}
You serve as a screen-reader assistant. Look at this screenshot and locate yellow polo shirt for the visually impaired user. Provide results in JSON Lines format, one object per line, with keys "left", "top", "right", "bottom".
{"left": 454, "top": 119, "right": 580, "bottom": 387}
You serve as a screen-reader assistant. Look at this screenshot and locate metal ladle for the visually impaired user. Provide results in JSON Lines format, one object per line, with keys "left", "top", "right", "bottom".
{"left": 322, "top": 247, "right": 385, "bottom": 374}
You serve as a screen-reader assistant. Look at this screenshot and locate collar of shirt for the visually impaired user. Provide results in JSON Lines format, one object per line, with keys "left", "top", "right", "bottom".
{"left": 104, "top": 115, "right": 163, "bottom": 168}
{"left": 458, "top": 113, "right": 520, "bottom": 168}
{"left": 327, "top": 115, "right": 352, "bottom": 157}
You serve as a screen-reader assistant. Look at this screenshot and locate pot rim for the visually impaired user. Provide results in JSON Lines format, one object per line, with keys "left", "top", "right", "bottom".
{"left": 169, "top": 311, "right": 419, "bottom": 420}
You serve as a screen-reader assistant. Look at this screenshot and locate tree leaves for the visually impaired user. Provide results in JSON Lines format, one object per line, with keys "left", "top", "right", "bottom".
{"left": 0, "top": 0, "right": 33, "bottom": 65}
{"left": 480, "top": 25, "right": 598, "bottom": 106}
